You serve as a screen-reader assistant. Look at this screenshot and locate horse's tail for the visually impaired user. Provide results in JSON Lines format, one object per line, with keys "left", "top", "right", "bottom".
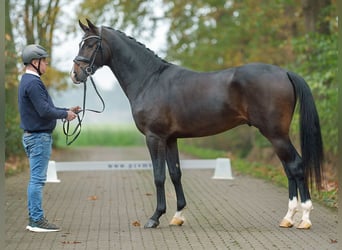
{"left": 287, "top": 71, "right": 324, "bottom": 190}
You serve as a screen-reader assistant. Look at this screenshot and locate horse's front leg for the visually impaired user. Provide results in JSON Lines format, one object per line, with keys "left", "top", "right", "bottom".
{"left": 166, "top": 138, "right": 186, "bottom": 226}
{"left": 144, "top": 135, "right": 167, "bottom": 228}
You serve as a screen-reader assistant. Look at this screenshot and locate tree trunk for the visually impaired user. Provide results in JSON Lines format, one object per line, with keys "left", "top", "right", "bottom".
{"left": 5, "top": 0, "right": 19, "bottom": 109}
{"left": 301, "top": 0, "right": 331, "bottom": 34}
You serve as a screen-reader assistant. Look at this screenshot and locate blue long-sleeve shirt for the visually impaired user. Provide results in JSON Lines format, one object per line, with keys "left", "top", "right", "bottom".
{"left": 18, "top": 72, "right": 68, "bottom": 133}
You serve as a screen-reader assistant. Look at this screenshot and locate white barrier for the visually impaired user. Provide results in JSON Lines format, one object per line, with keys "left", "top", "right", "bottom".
{"left": 46, "top": 158, "right": 234, "bottom": 183}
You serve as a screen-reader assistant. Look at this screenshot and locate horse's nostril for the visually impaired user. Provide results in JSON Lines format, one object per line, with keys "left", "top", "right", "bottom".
{"left": 70, "top": 69, "right": 80, "bottom": 84}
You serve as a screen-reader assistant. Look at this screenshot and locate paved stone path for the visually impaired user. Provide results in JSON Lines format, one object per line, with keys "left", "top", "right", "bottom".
{"left": 5, "top": 147, "right": 338, "bottom": 249}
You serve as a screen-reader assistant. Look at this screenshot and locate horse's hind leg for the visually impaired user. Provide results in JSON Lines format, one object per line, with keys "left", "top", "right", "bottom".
{"left": 265, "top": 135, "right": 313, "bottom": 229}
{"left": 166, "top": 138, "right": 186, "bottom": 226}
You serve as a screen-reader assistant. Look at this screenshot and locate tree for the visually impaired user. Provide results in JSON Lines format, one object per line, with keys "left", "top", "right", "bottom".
{"left": 5, "top": 0, "right": 23, "bottom": 157}
{"left": 5, "top": 0, "right": 69, "bottom": 157}
{"left": 301, "top": 0, "right": 332, "bottom": 34}
{"left": 76, "top": 0, "right": 160, "bottom": 39}
{"left": 5, "top": 0, "right": 18, "bottom": 108}
{"left": 162, "top": 0, "right": 307, "bottom": 70}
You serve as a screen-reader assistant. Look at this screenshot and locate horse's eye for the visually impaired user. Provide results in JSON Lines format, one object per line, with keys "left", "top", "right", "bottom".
{"left": 86, "top": 43, "right": 95, "bottom": 49}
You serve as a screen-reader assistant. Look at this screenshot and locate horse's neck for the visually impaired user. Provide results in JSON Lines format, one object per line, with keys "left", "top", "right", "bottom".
{"left": 106, "top": 30, "right": 167, "bottom": 100}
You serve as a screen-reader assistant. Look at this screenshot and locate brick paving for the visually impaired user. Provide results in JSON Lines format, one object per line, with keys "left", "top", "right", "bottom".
{"left": 5, "top": 147, "right": 338, "bottom": 250}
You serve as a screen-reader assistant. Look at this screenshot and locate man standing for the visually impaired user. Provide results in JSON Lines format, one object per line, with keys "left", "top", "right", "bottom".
{"left": 18, "top": 44, "right": 80, "bottom": 232}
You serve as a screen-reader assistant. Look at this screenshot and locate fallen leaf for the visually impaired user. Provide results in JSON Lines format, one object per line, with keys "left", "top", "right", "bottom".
{"left": 132, "top": 221, "right": 141, "bottom": 227}
{"left": 330, "top": 238, "right": 337, "bottom": 244}
{"left": 87, "top": 195, "right": 98, "bottom": 200}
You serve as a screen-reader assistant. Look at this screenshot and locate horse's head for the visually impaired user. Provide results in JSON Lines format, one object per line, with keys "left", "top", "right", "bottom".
{"left": 71, "top": 19, "right": 105, "bottom": 84}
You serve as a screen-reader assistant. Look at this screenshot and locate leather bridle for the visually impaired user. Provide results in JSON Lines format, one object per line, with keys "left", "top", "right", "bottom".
{"left": 64, "top": 28, "right": 105, "bottom": 145}
{"left": 73, "top": 27, "right": 103, "bottom": 80}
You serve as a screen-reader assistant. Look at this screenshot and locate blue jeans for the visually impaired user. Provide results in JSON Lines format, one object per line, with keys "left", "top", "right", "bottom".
{"left": 22, "top": 132, "right": 52, "bottom": 222}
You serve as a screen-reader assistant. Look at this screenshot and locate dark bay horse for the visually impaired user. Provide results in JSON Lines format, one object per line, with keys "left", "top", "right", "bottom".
{"left": 71, "top": 19, "right": 323, "bottom": 229}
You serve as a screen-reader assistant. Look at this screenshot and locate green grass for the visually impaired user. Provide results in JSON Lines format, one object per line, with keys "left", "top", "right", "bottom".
{"left": 54, "top": 124, "right": 145, "bottom": 148}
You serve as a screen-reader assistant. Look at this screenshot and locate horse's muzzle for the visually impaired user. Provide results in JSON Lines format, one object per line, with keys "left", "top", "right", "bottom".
{"left": 70, "top": 65, "right": 84, "bottom": 84}
{"left": 70, "top": 69, "right": 80, "bottom": 84}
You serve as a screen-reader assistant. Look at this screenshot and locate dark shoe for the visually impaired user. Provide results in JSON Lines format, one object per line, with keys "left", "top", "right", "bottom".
{"left": 26, "top": 217, "right": 60, "bottom": 232}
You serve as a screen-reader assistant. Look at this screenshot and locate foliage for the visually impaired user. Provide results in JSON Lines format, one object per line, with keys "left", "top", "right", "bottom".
{"left": 7, "top": 0, "right": 69, "bottom": 89}
{"left": 163, "top": 0, "right": 302, "bottom": 69}
{"left": 76, "top": 0, "right": 160, "bottom": 39}
{"left": 288, "top": 32, "right": 338, "bottom": 154}
{"left": 5, "top": 106, "right": 24, "bottom": 158}
{"left": 5, "top": 0, "right": 70, "bottom": 159}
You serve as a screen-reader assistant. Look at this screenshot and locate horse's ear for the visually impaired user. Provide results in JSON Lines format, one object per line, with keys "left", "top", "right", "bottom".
{"left": 86, "top": 19, "right": 97, "bottom": 32}
{"left": 79, "top": 19, "right": 89, "bottom": 32}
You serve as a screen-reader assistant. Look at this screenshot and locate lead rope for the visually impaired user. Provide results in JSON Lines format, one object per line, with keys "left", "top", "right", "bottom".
{"left": 62, "top": 76, "right": 105, "bottom": 145}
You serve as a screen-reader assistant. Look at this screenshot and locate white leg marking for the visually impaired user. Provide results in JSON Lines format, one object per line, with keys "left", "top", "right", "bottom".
{"left": 174, "top": 211, "right": 183, "bottom": 218}
{"left": 280, "top": 197, "right": 298, "bottom": 227}
{"left": 170, "top": 210, "right": 185, "bottom": 226}
{"left": 284, "top": 197, "right": 298, "bottom": 224}
{"left": 301, "top": 200, "right": 313, "bottom": 224}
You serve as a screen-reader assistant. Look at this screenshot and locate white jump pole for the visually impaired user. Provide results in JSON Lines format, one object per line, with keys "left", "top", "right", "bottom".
{"left": 45, "top": 158, "right": 233, "bottom": 182}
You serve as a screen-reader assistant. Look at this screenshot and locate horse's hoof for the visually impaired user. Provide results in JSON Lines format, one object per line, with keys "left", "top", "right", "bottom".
{"left": 296, "top": 220, "right": 311, "bottom": 229}
{"left": 169, "top": 216, "right": 185, "bottom": 226}
{"left": 144, "top": 219, "right": 159, "bottom": 228}
{"left": 279, "top": 218, "right": 293, "bottom": 228}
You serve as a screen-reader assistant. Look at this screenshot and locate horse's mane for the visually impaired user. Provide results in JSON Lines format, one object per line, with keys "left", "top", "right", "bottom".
{"left": 104, "top": 26, "right": 170, "bottom": 65}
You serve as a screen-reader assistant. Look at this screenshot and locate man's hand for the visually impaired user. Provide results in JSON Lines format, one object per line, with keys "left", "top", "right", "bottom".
{"left": 66, "top": 110, "right": 77, "bottom": 121}
{"left": 70, "top": 106, "right": 82, "bottom": 114}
